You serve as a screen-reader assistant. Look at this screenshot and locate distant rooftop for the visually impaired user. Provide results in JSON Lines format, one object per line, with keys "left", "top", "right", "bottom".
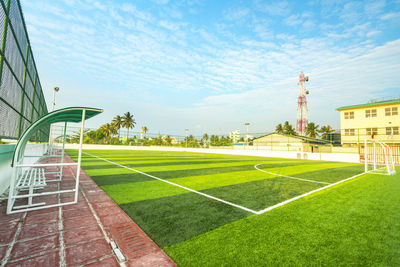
{"left": 336, "top": 98, "right": 400, "bottom": 111}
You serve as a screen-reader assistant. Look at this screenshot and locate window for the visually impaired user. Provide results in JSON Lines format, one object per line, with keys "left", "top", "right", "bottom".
{"left": 385, "top": 107, "right": 398, "bottom": 116}
{"left": 345, "top": 129, "right": 355, "bottom": 136}
{"left": 365, "top": 109, "right": 377, "bottom": 118}
{"left": 386, "top": 127, "right": 399, "bottom": 136}
{"left": 366, "top": 128, "right": 378, "bottom": 136}
{"left": 344, "top": 111, "right": 354, "bottom": 119}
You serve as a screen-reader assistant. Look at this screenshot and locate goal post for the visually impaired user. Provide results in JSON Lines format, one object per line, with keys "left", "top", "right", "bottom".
{"left": 364, "top": 138, "right": 396, "bottom": 175}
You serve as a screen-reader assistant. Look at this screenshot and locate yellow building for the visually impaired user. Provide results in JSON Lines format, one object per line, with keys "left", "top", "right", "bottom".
{"left": 336, "top": 98, "right": 400, "bottom": 146}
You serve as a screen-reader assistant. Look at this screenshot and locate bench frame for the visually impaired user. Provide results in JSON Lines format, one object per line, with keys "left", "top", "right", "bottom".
{"left": 7, "top": 109, "right": 89, "bottom": 214}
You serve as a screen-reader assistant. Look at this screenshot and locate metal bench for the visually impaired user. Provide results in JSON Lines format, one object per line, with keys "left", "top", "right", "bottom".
{"left": 6, "top": 107, "right": 103, "bottom": 214}
{"left": 12, "top": 167, "right": 47, "bottom": 210}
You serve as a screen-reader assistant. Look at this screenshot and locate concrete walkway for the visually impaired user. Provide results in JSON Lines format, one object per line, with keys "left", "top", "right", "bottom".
{"left": 0, "top": 154, "right": 176, "bottom": 266}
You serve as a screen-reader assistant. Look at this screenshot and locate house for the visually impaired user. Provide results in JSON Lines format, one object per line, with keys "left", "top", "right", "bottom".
{"left": 252, "top": 133, "right": 331, "bottom": 152}
{"left": 336, "top": 98, "right": 400, "bottom": 146}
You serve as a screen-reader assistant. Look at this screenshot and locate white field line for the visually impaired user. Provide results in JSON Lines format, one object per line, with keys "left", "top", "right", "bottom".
{"left": 83, "top": 152, "right": 258, "bottom": 214}
{"left": 255, "top": 171, "right": 366, "bottom": 214}
{"left": 254, "top": 163, "right": 331, "bottom": 185}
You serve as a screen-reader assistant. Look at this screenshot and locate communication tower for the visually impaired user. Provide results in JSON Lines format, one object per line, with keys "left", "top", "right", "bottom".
{"left": 296, "top": 72, "right": 309, "bottom": 135}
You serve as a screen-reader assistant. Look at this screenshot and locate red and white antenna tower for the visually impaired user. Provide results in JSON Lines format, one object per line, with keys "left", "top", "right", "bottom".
{"left": 296, "top": 72, "right": 309, "bottom": 135}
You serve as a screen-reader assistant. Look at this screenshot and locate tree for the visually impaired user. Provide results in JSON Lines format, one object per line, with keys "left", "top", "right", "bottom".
{"left": 275, "top": 124, "right": 283, "bottom": 134}
{"left": 306, "top": 122, "right": 320, "bottom": 138}
{"left": 122, "top": 112, "right": 136, "bottom": 140}
{"left": 100, "top": 123, "right": 116, "bottom": 142}
{"left": 319, "top": 125, "right": 333, "bottom": 140}
{"left": 111, "top": 115, "right": 123, "bottom": 139}
{"left": 283, "top": 121, "right": 296, "bottom": 135}
{"left": 202, "top": 133, "right": 209, "bottom": 143}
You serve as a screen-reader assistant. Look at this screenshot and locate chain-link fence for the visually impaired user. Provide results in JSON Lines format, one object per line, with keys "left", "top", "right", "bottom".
{"left": 0, "top": 0, "right": 48, "bottom": 140}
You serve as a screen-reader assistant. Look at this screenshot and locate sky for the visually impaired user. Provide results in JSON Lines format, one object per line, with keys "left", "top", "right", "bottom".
{"left": 20, "top": 0, "right": 400, "bottom": 136}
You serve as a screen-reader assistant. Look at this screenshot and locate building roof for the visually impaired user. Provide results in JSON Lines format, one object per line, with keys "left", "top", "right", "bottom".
{"left": 336, "top": 98, "right": 400, "bottom": 111}
{"left": 253, "top": 133, "right": 331, "bottom": 145}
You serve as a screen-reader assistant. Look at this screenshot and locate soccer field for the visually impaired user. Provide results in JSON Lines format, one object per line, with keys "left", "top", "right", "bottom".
{"left": 67, "top": 149, "right": 400, "bottom": 266}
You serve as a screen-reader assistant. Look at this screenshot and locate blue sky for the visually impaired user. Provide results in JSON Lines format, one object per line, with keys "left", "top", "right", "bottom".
{"left": 21, "top": 0, "right": 400, "bottom": 136}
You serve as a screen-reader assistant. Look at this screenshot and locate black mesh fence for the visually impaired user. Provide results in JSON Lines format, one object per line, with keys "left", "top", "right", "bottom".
{"left": 0, "top": 0, "right": 48, "bottom": 140}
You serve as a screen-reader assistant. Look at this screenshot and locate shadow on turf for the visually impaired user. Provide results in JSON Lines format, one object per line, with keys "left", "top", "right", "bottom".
{"left": 81, "top": 159, "right": 262, "bottom": 170}
{"left": 119, "top": 191, "right": 250, "bottom": 248}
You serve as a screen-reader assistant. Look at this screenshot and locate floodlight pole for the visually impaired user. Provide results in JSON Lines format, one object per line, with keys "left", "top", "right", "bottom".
{"left": 245, "top": 123, "right": 250, "bottom": 147}
{"left": 52, "top": 87, "right": 59, "bottom": 111}
{"left": 50, "top": 87, "right": 59, "bottom": 148}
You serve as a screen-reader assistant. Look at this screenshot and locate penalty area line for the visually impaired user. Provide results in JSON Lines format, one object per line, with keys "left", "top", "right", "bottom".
{"left": 254, "top": 163, "right": 331, "bottom": 185}
{"left": 83, "top": 152, "right": 258, "bottom": 214}
{"left": 255, "top": 171, "right": 366, "bottom": 215}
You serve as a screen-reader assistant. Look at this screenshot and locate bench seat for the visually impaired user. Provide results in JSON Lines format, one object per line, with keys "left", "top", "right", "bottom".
{"left": 17, "top": 168, "right": 46, "bottom": 190}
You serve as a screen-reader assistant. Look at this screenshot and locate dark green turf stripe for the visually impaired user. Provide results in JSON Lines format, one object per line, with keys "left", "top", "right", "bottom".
{"left": 89, "top": 162, "right": 321, "bottom": 186}
{"left": 80, "top": 159, "right": 256, "bottom": 170}
{"left": 295, "top": 165, "right": 365, "bottom": 183}
{"left": 200, "top": 176, "right": 323, "bottom": 210}
{"left": 119, "top": 192, "right": 250, "bottom": 248}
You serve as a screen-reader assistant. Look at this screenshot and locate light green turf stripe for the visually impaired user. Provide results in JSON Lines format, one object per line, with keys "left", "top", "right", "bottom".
{"left": 102, "top": 162, "right": 357, "bottom": 204}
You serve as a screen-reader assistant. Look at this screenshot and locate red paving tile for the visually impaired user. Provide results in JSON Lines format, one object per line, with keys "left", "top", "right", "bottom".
{"left": 0, "top": 219, "right": 19, "bottom": 232}
{"left": 0, "top": 245, "right": 8, "bottom": 261}
{"left": 0, "top": 213, "right": 23, "bottom": 223}
{"left": 0, "top": 230, "right": 16, "bottom": 245}
{"left": 83, "top": 256, "right": 120, "bottom": 267}
{"left": 93, "top": 205, "right": 120, "bottom": 217}
{"left": 65, "top": 238, "right": 112, "bottom": 266}
{"left": 99, "top": 212, "right": 132, "bottom": 227}
{"left": 63, "top": 225, "right": 103, "bottom": 247}
{"left": 63, "top": 215, "right": 97, "bottom": 231}
{"left": 126, "top": 251, "right": 177, "bottom": 267}
{"left": 10, "top": 234, "right": 59, "bottom": 260}
{"left": 26, "top": 207, "right": 59, "bottom": 216}
{"left": 18, "top": 221, "right": 59, "bottom": 240}
{"left": 0, "top": 153, "right": 177, "bottom": 266}
{"left": 5, "top": 250, "right": 59, "bottom": 267}
{"left": 62, "top": 201, "right": 89, "bottom": 211}
{"left": 86, "top": 193, "right": 112, "bottom": 203}
{"left": 25, "top": 211, "right": 58, "bottom": 224}
{"left": 62, "top": 206, "right": 91, "bottom": 219}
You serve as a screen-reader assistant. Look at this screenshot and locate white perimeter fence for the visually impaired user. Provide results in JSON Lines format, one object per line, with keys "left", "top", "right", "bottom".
{"left": 64, "top": 144, "right": 361, "bottom": 163}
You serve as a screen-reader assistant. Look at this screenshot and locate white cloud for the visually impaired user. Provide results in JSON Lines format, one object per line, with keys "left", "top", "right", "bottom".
{"left": 224, "top": 7, "right": 250, "bottom": 21}
{"left": 380, "top": 12, "right": 400, "bottom": 20}
{"left": 254, "top": 0, "right": 290, "bottom": 16}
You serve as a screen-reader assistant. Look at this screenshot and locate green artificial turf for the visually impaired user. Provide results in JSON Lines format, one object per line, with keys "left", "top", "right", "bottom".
{"left": 67, "top": 149, "right": 399, "bottom": 265}
{"left": 165, "top": 170, "right": 400, "bottom": 266}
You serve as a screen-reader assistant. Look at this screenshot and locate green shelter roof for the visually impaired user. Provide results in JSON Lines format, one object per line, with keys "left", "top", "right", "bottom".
{"left": 336, "top": 98, "right": 400, "bottom": 111}
{"left": 12, "top": 107, "right": 103, "bottom": 166}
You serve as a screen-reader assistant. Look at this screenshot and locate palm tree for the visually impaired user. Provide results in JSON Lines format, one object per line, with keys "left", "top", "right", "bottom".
{"left": 122, "top": 112, "right": 136, "bottom": 140}
{"left": 100, "top": 123, "right": 116, "bottom": 142}
{"left": 111, "top": 115, "right": 123, "bottom": 139}
{"left": 319, "top": 125, "right": 333, "bottom": 140}
{"left": 142, "top": 126, "right": 148, "bottom": 138}
{"left": 275, "top": 124, "right": 283, "bottom": 134}
{"left": 283, "top": 121, "right": 296, "bottom": 135}
{"left": 306, "top": 122, "right": 320, "bottom": 138}
{"left": 202, "top": 133, "right": 209, "bottom": 143}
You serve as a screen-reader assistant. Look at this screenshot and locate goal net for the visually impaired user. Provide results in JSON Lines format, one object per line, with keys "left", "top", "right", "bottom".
{"left": 364, "top": 139, "right": 396, "bottom": 175}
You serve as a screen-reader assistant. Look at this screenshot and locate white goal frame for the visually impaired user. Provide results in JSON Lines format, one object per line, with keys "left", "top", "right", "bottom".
{"left": 364, "top": 138, "right": 396, "bottom": 175}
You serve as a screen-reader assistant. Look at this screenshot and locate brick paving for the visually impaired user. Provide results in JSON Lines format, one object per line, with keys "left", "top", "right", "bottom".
{"left": 0, "top": 154, "right": 177, "bottom": 266}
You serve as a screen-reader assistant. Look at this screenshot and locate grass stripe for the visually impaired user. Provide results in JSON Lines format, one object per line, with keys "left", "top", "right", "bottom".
{"left": 84, "top": 152, "right": 258, "bottom": 214}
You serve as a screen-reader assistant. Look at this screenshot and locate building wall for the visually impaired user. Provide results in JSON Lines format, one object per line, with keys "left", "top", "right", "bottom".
{"left": 253, "top": 134, "right": 304, "bottom": 151}
{"left": 339, "top": 101, "right": 400, "bottom": 145}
